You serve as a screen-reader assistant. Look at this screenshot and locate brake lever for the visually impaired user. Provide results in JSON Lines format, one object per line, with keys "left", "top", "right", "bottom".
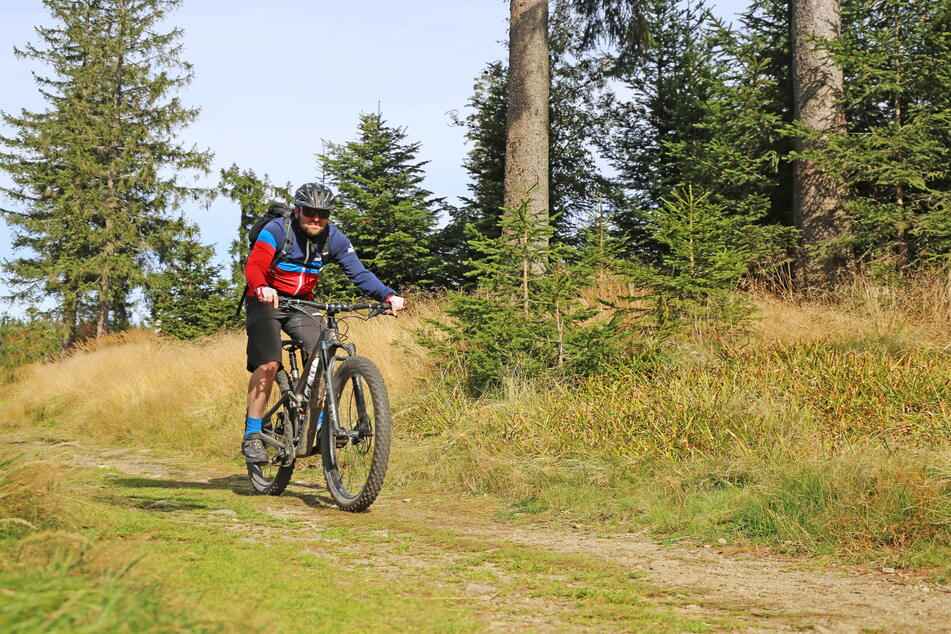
{"left": 367, "top": 308, "right": 384, "bottom": 318}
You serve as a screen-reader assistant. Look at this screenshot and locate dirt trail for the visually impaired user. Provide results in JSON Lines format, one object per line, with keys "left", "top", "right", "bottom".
{"left": 26, "top": 438, "right": 951, "bottom": 632}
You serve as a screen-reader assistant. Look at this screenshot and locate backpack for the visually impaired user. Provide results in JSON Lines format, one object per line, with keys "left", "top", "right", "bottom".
{"left": 234, "top": 203, "right": 333, "bottom": 316}
{"left": 234, "top": 202, "right": 294, "bottom": 316}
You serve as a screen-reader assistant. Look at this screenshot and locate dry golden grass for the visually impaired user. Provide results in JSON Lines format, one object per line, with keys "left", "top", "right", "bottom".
{"left": 751, "top": 268, "right": 951, "bottom": 348}
{"left": 2, "top": 272, "right": 948, "bottom": 566}
{"left": 338, "top": 295, "right": 442, "bottom": 396}
{"left": 0, "top": 298, "right": 445, "bottom": 460}
{"left": 0, "top": 456, "right": 71, "bottom": 532}
{"left": 3, "top": 333, "right": 246, "bottom": 458}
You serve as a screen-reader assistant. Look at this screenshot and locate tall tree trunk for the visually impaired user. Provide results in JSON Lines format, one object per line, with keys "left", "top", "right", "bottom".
{"left": 505, "top": 0, "right": 550, "bottom": 255}
{"left": 791, "top": 0, "right": 849, "bottom": 289}
{"left": 97, "top": 268, "right": 111, "bottom": 338}
{"left": 98, "top": 190, "right": 116, "bottom": 339}
{"left": 61, "top": 291, "right": 78, "bottom": 349}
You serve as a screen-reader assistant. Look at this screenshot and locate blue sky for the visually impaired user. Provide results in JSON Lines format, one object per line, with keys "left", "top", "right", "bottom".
{"left": 0, "top": 0, "right": 747, "bottom": 315}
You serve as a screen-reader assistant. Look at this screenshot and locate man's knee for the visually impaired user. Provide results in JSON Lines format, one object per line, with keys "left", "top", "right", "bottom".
{"left": 254, "top": 361, "right": 280, "bottom": 375}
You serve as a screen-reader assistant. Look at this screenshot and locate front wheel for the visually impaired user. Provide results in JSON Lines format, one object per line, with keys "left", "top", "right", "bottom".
{"left": 322, "top": 356, "right": 391, "bottom": 512}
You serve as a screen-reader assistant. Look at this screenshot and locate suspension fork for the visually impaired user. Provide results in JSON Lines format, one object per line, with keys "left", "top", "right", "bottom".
{"left": 321, "top": 343, "right": 343, "bottom": 441}
{"left": 350, "top": 371, "right": 371, "bottom": 432}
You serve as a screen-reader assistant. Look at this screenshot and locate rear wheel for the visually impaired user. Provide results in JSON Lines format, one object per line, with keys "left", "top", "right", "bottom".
{"left": 322, "top": 356, "right": 391, "bottom": 512}
{"left": 247, "top": 404, "right": 295, "bottom": 495}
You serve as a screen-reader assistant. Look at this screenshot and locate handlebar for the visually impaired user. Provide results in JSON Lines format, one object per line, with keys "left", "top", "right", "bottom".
{"left": 279, "top": 297, "right": 391, "bottom": 315}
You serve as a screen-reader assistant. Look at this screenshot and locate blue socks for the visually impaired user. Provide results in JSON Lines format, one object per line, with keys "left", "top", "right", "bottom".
{"left": 245, "top": 416, "right": 263, "bottom": 437}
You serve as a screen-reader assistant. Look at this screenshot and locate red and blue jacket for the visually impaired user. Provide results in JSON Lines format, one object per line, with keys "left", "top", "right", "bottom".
{"left": 244, "top": 217, "right": 396, "bottom": 301}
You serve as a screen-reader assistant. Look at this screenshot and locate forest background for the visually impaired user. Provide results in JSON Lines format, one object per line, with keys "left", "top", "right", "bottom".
{"left": 2, "top": 0, "right": 947, "bottom": 363}
{"left": 0, "top": 0, "right": 950, "bottom": 602}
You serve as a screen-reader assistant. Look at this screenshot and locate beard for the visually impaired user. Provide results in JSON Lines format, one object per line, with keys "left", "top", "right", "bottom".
{"left": 300, "top": 222, "right": 326, "bottom": 238}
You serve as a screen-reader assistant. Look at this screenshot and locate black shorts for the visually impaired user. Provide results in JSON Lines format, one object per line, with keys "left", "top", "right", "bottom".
{"left": 245, "top": 297, "right": 325, "bottom": 372}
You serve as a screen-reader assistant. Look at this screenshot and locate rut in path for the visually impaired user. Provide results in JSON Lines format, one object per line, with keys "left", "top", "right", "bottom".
{"left": 28, "top": 438, "right": 951, "bottom": 633}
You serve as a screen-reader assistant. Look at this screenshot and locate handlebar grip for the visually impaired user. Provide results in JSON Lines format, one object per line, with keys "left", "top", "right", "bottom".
{"left": 277, "top": 298, "right": 391, "bottom": 313}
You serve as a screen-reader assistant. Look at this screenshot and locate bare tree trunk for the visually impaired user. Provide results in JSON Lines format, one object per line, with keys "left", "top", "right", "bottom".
{"left": 97, "top": 188, "right": 116, "bottom": 339}
{"left": 61, "top": 292, "right": 79, "bottom": 349}
{"left": 96, "top": 270, "right": 110, "bottom": 338}
{"left": 792, "top": 0, "right": 849, "bottom": 289}
{"left": 505, "top": 0, "right": 550, "bottom": 254}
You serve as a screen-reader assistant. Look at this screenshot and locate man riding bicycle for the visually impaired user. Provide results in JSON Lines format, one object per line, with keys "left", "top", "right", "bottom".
{"left": 242, "top": 182, "right": 406, "bottom": 463}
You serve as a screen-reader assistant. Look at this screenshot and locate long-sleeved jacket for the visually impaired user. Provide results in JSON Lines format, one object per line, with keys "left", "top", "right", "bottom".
{"left": 244, "top": 217, "right": 395, "bottom": 301}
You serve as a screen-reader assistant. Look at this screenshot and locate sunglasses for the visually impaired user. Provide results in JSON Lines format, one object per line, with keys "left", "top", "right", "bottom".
{"left": 299, "top": 207, "right": 331, "bottom": 219}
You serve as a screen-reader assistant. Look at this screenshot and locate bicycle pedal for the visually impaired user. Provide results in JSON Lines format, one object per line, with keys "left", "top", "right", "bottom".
{"left": 335, "top": 436, "right": 348, "bottom": 449}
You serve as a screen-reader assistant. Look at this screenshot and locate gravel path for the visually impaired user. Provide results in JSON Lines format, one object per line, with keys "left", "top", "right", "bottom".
{"left": 23, "top": 437, "right": 951, "bottom": 632}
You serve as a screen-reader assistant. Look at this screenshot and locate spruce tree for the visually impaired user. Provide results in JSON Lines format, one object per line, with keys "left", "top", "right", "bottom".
{"left": 796, "top": 0, "right": 951, "bottom": 269}
{"left": 147, "top": 223, "right": 235, "bottom": 339}
{"left": 634, "top": 187, "right": 770, "bottom": 327}
{"left": 0, "top": 0, "right": 212, "bottom": 341}
{"left": 444, "top": 0, "right": 617, "bottom": 284}
{"left": 318, "top": 112, "right": 442, "bottom": 293}
{"left": 660, "top": 2, "right": 799, "bottom": 280}
{"left": 603, "top": 0, "right": 719, "bottom": 246}
{"left": 1, "top": 2, "right": 102, "bottom": 345}
{"left": 426, "top": 199, "right": 628, "bottom": 394}
{"left": 666, "top": 0, "right": 796, "bottom": 229}
{"left": 0, "top": 311, "right": 62, "bottom": 382}
{"left": 460, "top": 62, "right": 508, "bottom": 238}
{"left": 547, "top": 1, "right": 617, "bottom": 242}
{"left": 437, "top": 62, "right": 508, "bottom": 289}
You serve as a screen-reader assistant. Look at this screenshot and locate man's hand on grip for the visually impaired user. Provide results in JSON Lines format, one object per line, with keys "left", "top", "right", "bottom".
{"left": 255, "top": 286, "right": 280, "bottom": 309}
{"left": 385, "top": 295, "right": 406, "bottom": 316}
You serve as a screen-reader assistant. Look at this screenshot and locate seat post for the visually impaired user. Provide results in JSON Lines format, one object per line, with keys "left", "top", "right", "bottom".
{"left": 282, "top": 340, "right": 303, "bottom": 383}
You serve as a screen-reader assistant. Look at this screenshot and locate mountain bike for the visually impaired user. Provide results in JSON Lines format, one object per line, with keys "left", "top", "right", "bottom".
{"left": 246, "top": 299, "right": 392, "bottom": 512}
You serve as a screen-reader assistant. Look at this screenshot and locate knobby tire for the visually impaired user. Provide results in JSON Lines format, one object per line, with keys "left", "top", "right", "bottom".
{"left": 322, "top": 356, "right": 391, "bottom": 512}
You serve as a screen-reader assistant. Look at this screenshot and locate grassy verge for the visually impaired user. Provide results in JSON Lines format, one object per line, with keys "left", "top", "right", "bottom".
{"left": 394, "top": 338, "right": 951, "bottom": 575}
{"left": 2, "top": 273, "right": 949, "bottom": 577}
{"left": 1, "top": 446, "right": 722, "bottom": 632}
{"left": 0, "top": 456, "right": 218, "bottom": 632}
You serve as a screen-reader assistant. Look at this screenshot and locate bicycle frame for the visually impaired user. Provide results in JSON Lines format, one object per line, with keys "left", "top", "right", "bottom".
{"left": 258, "top": 301, "right": 380, "bottom": 465}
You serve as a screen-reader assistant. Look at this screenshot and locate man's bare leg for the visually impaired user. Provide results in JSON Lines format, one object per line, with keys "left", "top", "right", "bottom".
{"left": 247, "top": 361, "right": 279, "bottom": 418}
{"left": 243, "top": 361, "right": 279, "bottom": 463}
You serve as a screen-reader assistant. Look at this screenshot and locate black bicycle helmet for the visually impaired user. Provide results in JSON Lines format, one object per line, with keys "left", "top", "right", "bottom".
{"left": 293, "top": 183, "right": 335, "bottom": 210}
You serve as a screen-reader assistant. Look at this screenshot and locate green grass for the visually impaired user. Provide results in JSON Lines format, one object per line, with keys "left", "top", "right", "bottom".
{"left": 393, "top": 338, "right": 951, "bottom": 573}
{"left": 0, "top": 460, "right": 718, "bottom": 632}
{"left": 0, "top": 558, "right": 217, "bottom": 633}
{"left": 0, "top": 457, "right": 219, "bottom": 633}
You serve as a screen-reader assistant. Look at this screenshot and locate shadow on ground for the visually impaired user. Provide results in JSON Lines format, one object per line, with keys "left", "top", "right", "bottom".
{"left": 110, "top": 475, "right": 338, "bottom": 509}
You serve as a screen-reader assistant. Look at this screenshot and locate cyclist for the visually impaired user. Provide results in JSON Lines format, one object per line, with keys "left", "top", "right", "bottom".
{"left": 242, "top": 182, "right": 406, "bottom": 463}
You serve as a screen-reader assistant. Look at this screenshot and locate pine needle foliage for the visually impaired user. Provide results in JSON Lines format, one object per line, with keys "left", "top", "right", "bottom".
{"left": 424, "top": 197, "right": 628, "bottom": 395}
{"left": 0, "top": 0, "right": 212, "bottom": 341}
{"left": 318, "top": 112, "right": 442, "bottom": 295}
{"left": 605, "top": 0, "right": 719, "bottom": 224}
{"left": 218, "top": 164, "right": 289, "bottom": 287}
{"left": 443, "top": 0, "right": 617, "bottom": 285}
{"left": 791, "top": 0, "right": 951, "bottom": 270}
{"left": 634, "top": 186, "right": 783, "bottom": 327}
{"left": 665, "top": 0, "right": 796, "bottom": 229}
{"left": 0, "top": 313, "right": 61, "bottom": 382}
{"left": 146, "top": 224, "right": 236, "bottom": 339}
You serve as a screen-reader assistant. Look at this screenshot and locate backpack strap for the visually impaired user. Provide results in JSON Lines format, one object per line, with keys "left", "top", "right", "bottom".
{"left": 269, "top": 216, "right": 295, "bottom": 270}
{"left": 318, "top": 226, "right": 331, "bottom": 260}
{"left": 235, "top": 216, "right": 295, "bottom": 317}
